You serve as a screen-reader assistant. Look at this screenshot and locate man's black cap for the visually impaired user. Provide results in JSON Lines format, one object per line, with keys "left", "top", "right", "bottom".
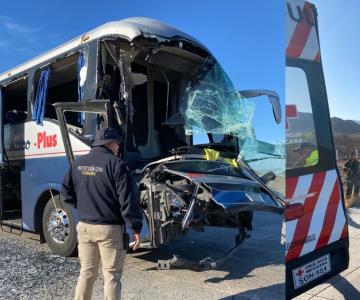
{"left": 92, "top": 127, "right": 123, "bottom": 147}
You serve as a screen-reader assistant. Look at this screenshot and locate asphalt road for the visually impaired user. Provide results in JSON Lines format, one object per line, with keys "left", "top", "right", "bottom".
{"left": 0, "top": 211, "right": 284, "bottom": 300}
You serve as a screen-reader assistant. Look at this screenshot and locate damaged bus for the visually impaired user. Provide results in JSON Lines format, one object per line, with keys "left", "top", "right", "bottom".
{"left": 0, "top": 18, "right": 285, "bottom": 266}
{"left": 285, "top": 1, "right": 349, "bottom": 298}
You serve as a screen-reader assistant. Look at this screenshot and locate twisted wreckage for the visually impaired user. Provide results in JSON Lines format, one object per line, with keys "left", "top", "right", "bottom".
{"left": 0, "top": 18, "right": 285, "bottom": 268}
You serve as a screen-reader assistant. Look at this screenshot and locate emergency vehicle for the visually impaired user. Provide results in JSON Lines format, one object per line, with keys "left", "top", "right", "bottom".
{"left": 0, "top": 18, "right": 284, "bottom": 268}
{"left": 285, "top": 1, "right": 349, "bottom": 298}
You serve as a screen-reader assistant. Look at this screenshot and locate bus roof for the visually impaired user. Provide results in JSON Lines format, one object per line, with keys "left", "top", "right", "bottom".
{"left": 0, "top": 17, "right": 206, "bottom": 83}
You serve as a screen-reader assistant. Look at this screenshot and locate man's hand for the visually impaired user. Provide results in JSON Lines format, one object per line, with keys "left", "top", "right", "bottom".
{"left": 132, "top": 233, "right": 141, "bottom": 250}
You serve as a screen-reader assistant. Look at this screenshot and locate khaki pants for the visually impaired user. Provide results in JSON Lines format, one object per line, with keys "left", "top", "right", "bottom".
{"left": 75, "top": 222, "right": 126, "bottom": 300}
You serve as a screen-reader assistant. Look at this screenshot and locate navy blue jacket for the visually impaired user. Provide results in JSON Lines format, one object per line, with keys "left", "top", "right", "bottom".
{"left": 61, "top": 146, "right": 143, "bottom": 233}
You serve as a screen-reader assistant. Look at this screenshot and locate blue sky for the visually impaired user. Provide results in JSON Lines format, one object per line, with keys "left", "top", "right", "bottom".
{"left": 0, "top": 0, "right": 284, "bottom": 142}
{"left": 312, "top": 0, "right": 360, "bottom": 120}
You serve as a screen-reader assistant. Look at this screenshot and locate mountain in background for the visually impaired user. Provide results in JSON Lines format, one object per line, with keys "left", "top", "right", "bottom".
{"left": 331, "top": 117, "right": 360, "bottom": 134}
{"left": 288, "top": 112, "right": 360, "bottom": 134}
{"left": 351, "top": 120, "right": 360, "bottom": 126}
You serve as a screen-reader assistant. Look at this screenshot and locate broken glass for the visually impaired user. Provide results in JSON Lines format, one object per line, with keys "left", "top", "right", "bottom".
{"left": 239, "top": 138, "right": 285, "bottom": 174}
{"left": 239, "top": 138, "right": 285, "bottom": 195}
{"left": 181, "top": 59, "right": 284, "bottom": 196}
{"left": 182, "top": 59, "right": 255, "bottom": 140}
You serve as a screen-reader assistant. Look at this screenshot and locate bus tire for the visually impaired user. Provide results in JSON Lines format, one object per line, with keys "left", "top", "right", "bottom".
{"left": 42, "top": 197, "right": 77, "bottom": 257}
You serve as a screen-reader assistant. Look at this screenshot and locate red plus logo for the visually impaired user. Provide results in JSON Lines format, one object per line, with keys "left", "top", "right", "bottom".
{"left": 296, "top": 268, "right": 304, "bottom": 277}
{"left": 286, "top": 104, "right": 298, "bottom": 130}
{"left": 36, "top": 132, "right": 58, "bottom": 149}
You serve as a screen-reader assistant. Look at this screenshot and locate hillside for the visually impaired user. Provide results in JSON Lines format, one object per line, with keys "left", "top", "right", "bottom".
{"left": 331, "top": 117, "right": 360, "bottom": 134}
{"left": 287, "top": 113, "right": 360, "bottom": 159}
{"left": 288, "top": 112, "right": 360, "bottom": 135}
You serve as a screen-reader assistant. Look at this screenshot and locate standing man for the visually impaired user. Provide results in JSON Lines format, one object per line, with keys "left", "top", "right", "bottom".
{"left": 61, "top": 127, "right": 143, "bottom": 300}
{"left": 343, "top": 151, "right": 360, "bottom": 208}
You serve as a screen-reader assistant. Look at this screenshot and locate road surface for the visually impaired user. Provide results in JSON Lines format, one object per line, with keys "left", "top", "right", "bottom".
{"left": 0, "top": 211, "right": 284, "bottom": 300}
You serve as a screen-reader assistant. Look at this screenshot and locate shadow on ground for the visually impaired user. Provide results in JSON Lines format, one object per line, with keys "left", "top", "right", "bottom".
{"left": 347, "top": 205, "right": 360, "bottom": 229}
{"left": 331, "top": 274, "right": 360, "bottom": 299}
{"left": 219, "top": 283, "right": 284, "bottom": 299}
{"left": 130, "top": 211, "right": 284, "bottom": 283}
{"left": 307, "top": 273, "right": 360, "bottom": 300}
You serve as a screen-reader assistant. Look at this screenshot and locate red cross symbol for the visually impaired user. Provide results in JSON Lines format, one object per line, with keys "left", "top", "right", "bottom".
{"left": 286, "top": 104, "right": 298, "bottom": 130}
{"left": 296, "top": 268, "right": 304, "bottom": 277}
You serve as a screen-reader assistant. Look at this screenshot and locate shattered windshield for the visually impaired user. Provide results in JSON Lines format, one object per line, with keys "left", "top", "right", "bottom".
{"left": 181, "top": 59, "right": 284, "bottom": 195}
{"left": 182, "top": 59, "right": 255, "bottom": 140}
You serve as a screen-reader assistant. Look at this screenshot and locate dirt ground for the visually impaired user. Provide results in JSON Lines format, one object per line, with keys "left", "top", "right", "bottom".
{"left": 0, "top": 211, "right": 284, "bottom": 300}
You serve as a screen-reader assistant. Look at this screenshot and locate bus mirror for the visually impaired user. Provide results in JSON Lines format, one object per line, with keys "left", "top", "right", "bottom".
{"left": 239, "top": 90, "right": 282, "bottom": 124}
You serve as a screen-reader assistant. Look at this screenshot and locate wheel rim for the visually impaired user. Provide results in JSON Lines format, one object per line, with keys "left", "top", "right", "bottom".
{"left": 47, "top": 208, "right": 70, "bottom": 244}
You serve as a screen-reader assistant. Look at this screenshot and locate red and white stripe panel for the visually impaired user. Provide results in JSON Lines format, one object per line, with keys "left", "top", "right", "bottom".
{"left": 285, "top": 170, "right": 348, "bottom": 262}
{"left": 286, "top": 0, "right": 321, "bottom": 62}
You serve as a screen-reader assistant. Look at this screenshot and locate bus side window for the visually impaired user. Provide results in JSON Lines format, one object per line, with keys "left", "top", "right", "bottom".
{"left": 131, "top": 62, "right": 148, "bottom": 148}
{"left": 2, "top": 77, "right": 28, "bottom": 125}
{"left": 286, "top": 67, "right": 319, "bottom": 169}
{"left": 33, "top": 54, "right": 80, "bottom": 125}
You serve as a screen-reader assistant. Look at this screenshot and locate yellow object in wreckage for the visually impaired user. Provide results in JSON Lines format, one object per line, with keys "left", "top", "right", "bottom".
{"left": 204, "top": 148, "right": 238, "bottom": 167}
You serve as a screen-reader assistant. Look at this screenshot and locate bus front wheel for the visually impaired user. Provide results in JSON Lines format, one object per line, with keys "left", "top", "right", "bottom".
{"left": 42, "top": 196, "right": 77, "bottom": 256}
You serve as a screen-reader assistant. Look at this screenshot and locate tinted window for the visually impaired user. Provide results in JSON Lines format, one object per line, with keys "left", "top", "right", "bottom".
{"left": 286, "top": 67, "right": 319, "bottom": 169}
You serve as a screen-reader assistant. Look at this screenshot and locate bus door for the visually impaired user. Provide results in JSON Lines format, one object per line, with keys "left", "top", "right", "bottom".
{"left": 53, "top": 100, "right": 111, "bottom": 163}
{"left": 0, "top": 87, "right": 3, "bottom": 220}
{"left": 0, "top": 87, "right": 4, "bottom": 166}
{"left": 285, "top": 1, "right": 349, "bottom": 298}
